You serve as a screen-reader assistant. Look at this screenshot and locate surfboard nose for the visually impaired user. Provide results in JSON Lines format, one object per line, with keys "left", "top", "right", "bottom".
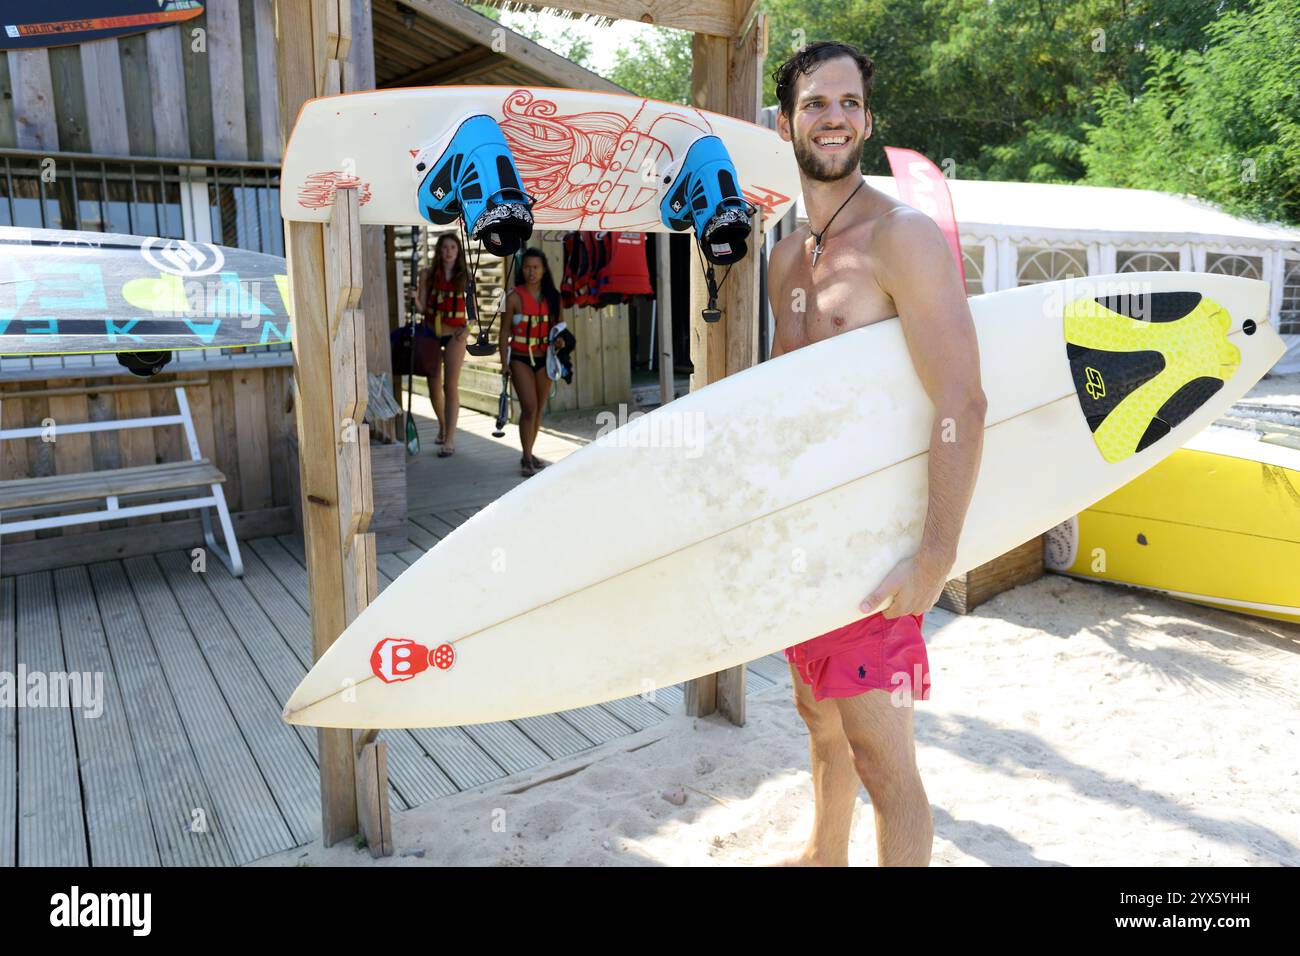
{"left": 282, "top": 667, "right": 359, "bottom": 727}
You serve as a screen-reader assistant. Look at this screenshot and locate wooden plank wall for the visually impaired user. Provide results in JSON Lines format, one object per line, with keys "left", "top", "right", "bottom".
{"left": 0, "top": 369, "right": 295, "bottom": 561}
{"left": 0, "top": 2, "right": 385, "bottom": 570}
{"left": 0, "top": 4, "right": 273, "bottom": 162}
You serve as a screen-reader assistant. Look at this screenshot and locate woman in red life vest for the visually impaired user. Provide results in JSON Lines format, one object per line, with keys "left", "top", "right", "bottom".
{"left": 499, "top": 248, "right": 560, "bottom": 477}
{"left": 413, "top": 232, "right": 469, "bottom": 457}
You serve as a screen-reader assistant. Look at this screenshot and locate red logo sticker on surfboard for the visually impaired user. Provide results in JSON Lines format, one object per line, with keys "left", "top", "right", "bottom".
{"left": 370, "top": 638, "right": 455, "bottom": 683}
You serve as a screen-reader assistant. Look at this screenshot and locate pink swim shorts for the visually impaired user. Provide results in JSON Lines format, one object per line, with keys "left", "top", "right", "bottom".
{"left": 784, "top": 611, "right": 930, "bottom": 702}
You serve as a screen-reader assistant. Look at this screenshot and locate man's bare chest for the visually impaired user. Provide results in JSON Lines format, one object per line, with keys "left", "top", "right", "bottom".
{"left": 776, "top": 246, "right": 898, "bottom": 349}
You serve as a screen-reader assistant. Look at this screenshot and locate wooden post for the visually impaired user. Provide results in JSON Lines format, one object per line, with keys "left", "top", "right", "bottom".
{"left": 655, "top": 235, "right": 674, "bottom": 406}
{"left": 275, "top": 0, "right": 390, "bottom": 852}
{"left": 348, "top": 0, "right": 396, "bottom": 444}
{"left": 683, "top": 12, "right": 767, "bottom": 725}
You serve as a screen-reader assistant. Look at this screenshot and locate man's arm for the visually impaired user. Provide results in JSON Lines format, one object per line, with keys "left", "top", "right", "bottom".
{"left": 864, "top": 210, "right": 988, "bottom": 617}
{"left": 766, "top": 235, "right": 796, "bottom": 361}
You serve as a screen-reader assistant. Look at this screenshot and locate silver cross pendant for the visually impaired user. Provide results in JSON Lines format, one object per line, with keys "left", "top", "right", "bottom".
{"left": 811, "top": 241, "right": 824, "bottom": 267}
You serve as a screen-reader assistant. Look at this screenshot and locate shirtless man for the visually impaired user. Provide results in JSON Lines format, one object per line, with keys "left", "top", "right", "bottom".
{"left": 767, "top": 40, "right": 987, "bottom": 866}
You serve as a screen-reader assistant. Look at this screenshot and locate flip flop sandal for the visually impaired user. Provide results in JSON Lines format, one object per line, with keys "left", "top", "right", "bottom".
{"left": 531, "top": 457, "right": 549, "bottom": 470}
{"left": 438, "top": 446, "right": 455, "bottom": 458}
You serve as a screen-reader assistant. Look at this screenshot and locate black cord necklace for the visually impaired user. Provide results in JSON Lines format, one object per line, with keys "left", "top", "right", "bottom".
{"left": 809, "top": 177, "right": 865, "bottom": 267}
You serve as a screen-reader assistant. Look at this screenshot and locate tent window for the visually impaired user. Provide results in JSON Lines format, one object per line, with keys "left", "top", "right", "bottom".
{"left": 1280, "top": 259, "right": 1300, "bottom": 337}
{"left": 1205, "top": 253, "right": 1262, "bottom": 279}
{"left": 962, "top": 246, "right": 984, "bottom": 296}
{"left": 1017, "top": 247, "right": 1086, "bottom": 286}
{"left": 1117, "top": 251, "right": 1178, "bottom": 272}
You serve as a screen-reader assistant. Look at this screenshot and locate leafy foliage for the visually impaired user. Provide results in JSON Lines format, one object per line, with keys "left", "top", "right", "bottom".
{"left": 572, "top": 0, "right": 1295, "bottom": 223}
{"left": 1082, "top": 0, "right": 1300, "bottom": 223}
{"left": 605, "top": 28, "right": 695, "bottom": 105}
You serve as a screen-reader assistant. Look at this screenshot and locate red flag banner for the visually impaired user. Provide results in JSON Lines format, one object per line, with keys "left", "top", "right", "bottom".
{"left": 884, "top": 146, "right": 966, "bottom": 287}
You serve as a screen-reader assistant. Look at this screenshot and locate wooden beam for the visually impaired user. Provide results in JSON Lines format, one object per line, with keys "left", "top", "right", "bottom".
{"left": 387, "top": 45, "right": 499, "bottom": 88}
{"left": 275, "top": 0, "right": 390, "bottom": 852}
{"left": 79, "top": 40, "right": 130, "bottom": 155}
{"left": 353, "top": 736, "right": 392, "bottom": 857}
{"left": 688, "top": 32, "right": 727, "bottom": 392}
{"left": 681, "top": 12, "right": 767, "bottom": 727}
{"left": 733, "top": 0, "right": 761, "bottom": 45}
{"left": 205, "top": 0, "right": 250, "bottom": 161}
{"left": 146, "top": 27, "right": 191, "bottom": 158}
{"left": 326, "top": 0, "right": 350, "bottom": 61}
{"left": 475, "top": 1, "right": 736, "bottom": 36}
{"left": 655, "top": 235, "right": 674, "bottom": 405}
{"left": 8, "top": 50, "right": 59, "bottom": 151}
{"left": 253, "top": 0, "right": 282, "bottom": 161}
{"left": 401, "top": 0, "right": 626, "bottom": 92}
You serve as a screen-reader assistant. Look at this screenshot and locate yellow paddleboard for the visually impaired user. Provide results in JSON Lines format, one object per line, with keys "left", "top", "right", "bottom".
{"left": 1046, "top": 425, "right": 1300, "bottom": 623}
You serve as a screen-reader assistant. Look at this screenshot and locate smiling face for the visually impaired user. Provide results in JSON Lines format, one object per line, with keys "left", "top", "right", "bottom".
{"left": 778, "top": 55, "right": 873, "bottom": 183}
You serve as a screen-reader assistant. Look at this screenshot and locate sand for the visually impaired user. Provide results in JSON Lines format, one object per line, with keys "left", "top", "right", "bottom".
{"left": 256, "top": 574, "right": 1300, "bottom": 867}
{"left": 257, "top": 373, "right": 1300, "bottom": 866}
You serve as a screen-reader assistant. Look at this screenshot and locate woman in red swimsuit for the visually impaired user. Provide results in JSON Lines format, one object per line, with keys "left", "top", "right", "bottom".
{"left": 414, "top": 232, "right": 469, "bottom": 457}
{"left": 499, "top": 248, "right": 561, "bottom": 477}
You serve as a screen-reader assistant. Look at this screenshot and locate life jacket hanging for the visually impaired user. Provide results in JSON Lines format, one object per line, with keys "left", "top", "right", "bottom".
{"left": 595, "top": 232, "right": 653, "bottom": 305}
{"left": 560, "top": 232, "right": 580, "bottom": 309}
{"left": 580, "top": 232, "right": 604, "bottom": 307}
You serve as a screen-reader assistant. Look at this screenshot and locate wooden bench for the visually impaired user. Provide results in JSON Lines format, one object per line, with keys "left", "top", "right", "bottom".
{"left": 0, "top": 386, "right": 243, "bottom": 576}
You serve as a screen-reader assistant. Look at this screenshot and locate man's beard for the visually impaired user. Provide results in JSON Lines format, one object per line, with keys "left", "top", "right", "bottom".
{"left": 791, "top": 133, "right": 865, "bottom": 183}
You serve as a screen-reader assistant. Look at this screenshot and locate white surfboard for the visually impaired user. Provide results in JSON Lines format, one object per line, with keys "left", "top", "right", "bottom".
{"left": 279, "top": 86, "right": 801, "bottom": 229}
{"left": 284, "top": 273, "right": 1283, "bottom": 728}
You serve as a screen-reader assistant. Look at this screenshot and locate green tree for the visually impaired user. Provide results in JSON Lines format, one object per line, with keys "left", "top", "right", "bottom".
{"left": 605, "top": 27, "right": 694, "bottom": 103}
{"left": 760, "top": 0, "right": 1258, "bottom": 180}
{"left": 497, "top": 0, "right": 1296, "bottom": 223}
{"left": 1082, "top": 0, "right": 1300, "bottom": 223}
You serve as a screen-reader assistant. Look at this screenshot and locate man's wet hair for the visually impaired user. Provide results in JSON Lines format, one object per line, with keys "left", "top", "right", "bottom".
{"left": 773, "top": 41, "right": 876, "bottom": 120}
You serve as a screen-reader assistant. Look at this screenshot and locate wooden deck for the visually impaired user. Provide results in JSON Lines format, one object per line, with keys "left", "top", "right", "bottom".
{"left": 0, "top": 396, "right": 791, "bottom": 866}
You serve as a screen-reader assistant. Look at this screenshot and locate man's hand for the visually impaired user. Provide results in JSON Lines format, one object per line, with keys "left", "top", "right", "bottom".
{"left": 861, "top": 549, "right": 953, "bottom": 618}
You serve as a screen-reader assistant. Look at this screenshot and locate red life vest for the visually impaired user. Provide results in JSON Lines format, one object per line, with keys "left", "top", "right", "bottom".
{"left": 425, "top": 268, "right": 467, "bottom": 329}
{"left": 510, "top": 285, "right": 551, "bottom": 357}
{"left": 580, "top": 232, "right": 603, "bottom": 307}
{"left": 595, "top": 232, "right": 653, "bottom": 304}
{"left": 560, "top": 233, "right": 580, "bottom": 309}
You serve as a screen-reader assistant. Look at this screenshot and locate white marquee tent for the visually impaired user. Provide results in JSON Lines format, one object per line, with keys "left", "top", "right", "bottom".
{"left": 775, "top": 174, "right": 1300, "bottom": 373}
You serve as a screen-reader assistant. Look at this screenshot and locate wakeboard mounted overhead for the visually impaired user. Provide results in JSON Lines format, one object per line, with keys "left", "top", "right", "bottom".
{"left": 658, "top": 134, "right": 756, "bottom": 323}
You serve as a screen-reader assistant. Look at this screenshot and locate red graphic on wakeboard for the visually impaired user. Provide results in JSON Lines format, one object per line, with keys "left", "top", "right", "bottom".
{"left": 296, "top": 172, "right": 373, "bottom": 211}
{"left": 742, "top": 185, "right": 793, "bottom": 218}
{"left": 494, "top": 89, "right": 702, "bottom": 230}
{"left": 370, "top": 637, "right": 456, "bottom": 684}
